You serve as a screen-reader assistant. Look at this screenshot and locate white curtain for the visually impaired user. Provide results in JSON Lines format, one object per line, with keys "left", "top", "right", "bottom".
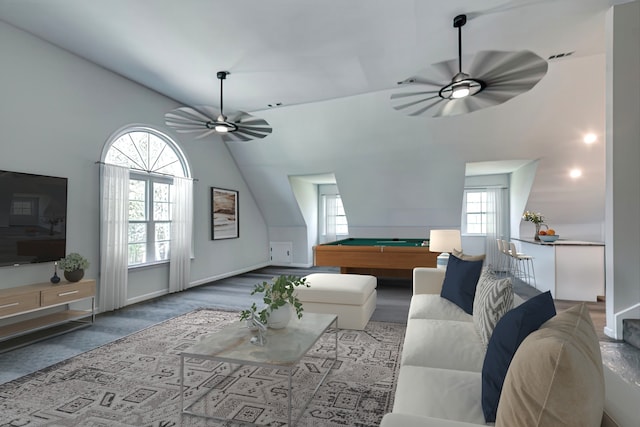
{"left": 100, "top": 164, "right": 129, "bottom": 312}
{"left": 485, "top": 187, "right": 506, "bottom": 272}
{"left": 169, "top": 176, "right": 193, "bottom": 293}
{"left": 323, "top": 195, "right": 338, "bottom": 243}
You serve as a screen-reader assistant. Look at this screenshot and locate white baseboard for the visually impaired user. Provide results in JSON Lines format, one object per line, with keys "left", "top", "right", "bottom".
{"left": 269, "top": 262, "right": 314, "bottom": 268}
{"left": 188, "top": 261, "right": 271, "bottom": 287}
{"left": 119, "top": 261, "right": 312, "bottom": 308}
{"left": 604, "top": 326, "right": 618, "bottom": 340}
{"left": 126, "top": 289, "right": 169, "bottom": 306}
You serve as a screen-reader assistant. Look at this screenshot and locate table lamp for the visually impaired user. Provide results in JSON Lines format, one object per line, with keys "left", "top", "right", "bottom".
{"left": 429, "top": 229, "right": 462, "bottom": 269}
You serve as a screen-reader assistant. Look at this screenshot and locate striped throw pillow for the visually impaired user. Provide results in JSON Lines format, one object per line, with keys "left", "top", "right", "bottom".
{"left": 473, "top": 270, "right": 514, "bottom": 346}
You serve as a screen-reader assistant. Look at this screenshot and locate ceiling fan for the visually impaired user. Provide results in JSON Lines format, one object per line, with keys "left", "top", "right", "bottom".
{"left": 165, "top": 71, "right": 272, "bottom": 142}
{"left": 390, "top": 14, "right": 548, "bottom": 118}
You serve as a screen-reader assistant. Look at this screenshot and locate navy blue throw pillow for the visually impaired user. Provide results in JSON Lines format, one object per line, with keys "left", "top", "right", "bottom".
{"left": 481, "top": 291, "right": 556, "bottom": 422}
{"left": 440, "top": 254, "right": 484, "bottom": 315}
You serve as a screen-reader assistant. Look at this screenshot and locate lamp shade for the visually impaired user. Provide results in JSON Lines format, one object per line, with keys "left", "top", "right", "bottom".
{"left": 429, "top": 229, "right": 462, "bottom": 253}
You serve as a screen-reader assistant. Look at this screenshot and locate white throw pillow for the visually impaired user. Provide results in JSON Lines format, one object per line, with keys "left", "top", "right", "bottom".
{"left": 473, "top": 270, "right": 513, "bottom": 346}
{"left": 452, "top": 248, "right": 486, "bottom": 262}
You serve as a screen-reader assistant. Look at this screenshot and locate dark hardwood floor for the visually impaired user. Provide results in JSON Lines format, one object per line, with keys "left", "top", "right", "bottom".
{"left": 0, "top": 265, "right": 618, "bottom": 385}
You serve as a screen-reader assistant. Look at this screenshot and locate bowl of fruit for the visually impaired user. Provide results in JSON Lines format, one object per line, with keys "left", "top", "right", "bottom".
{"left": 538, "top": 228, "right": 559, "bottom": 242}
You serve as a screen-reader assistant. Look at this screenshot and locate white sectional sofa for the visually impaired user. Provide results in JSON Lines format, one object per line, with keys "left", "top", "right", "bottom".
{"left": 381, "top": 266, "right": 605, "bottom": 427}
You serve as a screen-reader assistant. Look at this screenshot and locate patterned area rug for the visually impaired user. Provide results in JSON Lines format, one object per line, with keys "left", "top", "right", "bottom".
{"left": 0, "top": 309, "right": 405, "bottom": 426}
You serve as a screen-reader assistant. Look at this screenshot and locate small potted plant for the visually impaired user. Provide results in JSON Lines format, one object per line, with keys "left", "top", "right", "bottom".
{"left": 58, "top": 252, "right": 90, "bottom": 282}
{"left": 240, "top": 275, "right": 310, "bottom": 329}
{"left": 522, "top": 210, "right": 545, "bottom": 241}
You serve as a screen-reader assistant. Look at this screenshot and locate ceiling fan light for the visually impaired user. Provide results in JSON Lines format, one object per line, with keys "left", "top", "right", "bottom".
{"left": 215, "top": 124, "right": 230, "bottom": 133}
{"left": 452, "top": 84, "right": 470, "bottom": 99}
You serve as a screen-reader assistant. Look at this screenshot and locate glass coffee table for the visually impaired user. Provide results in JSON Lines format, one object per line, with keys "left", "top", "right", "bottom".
{"left": 179, "top": 312, "right": 338, "bottom": 426}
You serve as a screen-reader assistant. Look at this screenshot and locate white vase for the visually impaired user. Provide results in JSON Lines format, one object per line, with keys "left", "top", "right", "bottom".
{"left": 267, "top": 303, "right": 293, "bottom": 329}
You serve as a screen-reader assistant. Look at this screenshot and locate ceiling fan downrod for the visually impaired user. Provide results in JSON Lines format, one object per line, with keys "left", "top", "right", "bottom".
{"left": 207, "top": 71, "right": 237, "bottom": 133}
{"left": 454, "top": 14, "right": 466, "bottom": 75}
{"left": 438, "top": 13, "right": 485, "bottom": 100}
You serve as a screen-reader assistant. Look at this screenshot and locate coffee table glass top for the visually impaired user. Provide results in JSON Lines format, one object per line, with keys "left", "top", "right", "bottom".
{"left": 180, "top": 312, "right": 337, "bottom": 367}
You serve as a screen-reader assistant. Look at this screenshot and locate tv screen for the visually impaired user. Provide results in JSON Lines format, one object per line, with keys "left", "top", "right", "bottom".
{"left": 0, "top": 170, "right": 67, "bottom": 267}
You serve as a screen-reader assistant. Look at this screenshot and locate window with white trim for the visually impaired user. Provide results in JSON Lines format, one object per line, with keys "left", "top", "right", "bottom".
{"left": 321, "top": 194, "right": 348, "bottom": 235}
{"left": 103, "top": 127, "right": 190, "bottom": 267}
{"left": 462, "top": 189, "right": 488, "bottom": 235}
{"left": 318, "top": 184, "right": 349, "bottom": 243}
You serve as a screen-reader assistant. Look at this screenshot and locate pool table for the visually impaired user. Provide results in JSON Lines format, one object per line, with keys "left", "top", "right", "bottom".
{"left": 313, "top": 238, "right": 438, "bottom": 278}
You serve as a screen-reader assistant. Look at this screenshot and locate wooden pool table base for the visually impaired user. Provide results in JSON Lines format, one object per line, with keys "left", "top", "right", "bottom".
{"left": 313, "top": 243, "right": 438, "bottom": 279}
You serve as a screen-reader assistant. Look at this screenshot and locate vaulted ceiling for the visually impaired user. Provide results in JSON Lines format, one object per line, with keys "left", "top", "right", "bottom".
{"left": 0, "top": 0, "right": 624, "bottom": 234}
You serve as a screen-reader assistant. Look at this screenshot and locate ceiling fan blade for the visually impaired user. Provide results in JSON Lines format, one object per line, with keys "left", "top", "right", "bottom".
{"left": 195, "top": 129, "right": 219, "bottom": 140}
{"left": 221, "top": 133, "right": 252, "bottom": 143}
{"left": 390, "top": 92, "right": 442, "bottom": 114}
{"left": 434, "top": 99, "right": 469, "bottom": 117}
{"left": 230, "top": 112, "right": 270, "bottom": 126}
{"left": 166, "top": 107, "right": 272, "bottom": 142}
{"left": 165, "top": 125, "right": 206, "bottom": 133}
{"left": 433, "top": 95, "right": 490, "bottom": 117}
{"left": 408, "top": 98, "right": 446, "bottom": 117}
{"left": 168, "top": 106, "right": 216, "bottom": 123}
{"left": 467, "top": 51, "right": 504, "bottom": 79}
{"left": 474, "top": 50, "right": 547, "bottom": 83}
{"left": 430, "top": 58, "right": 459, "bottom": 81}
{"left": 227, "top": 111, "right": 272, "bottom": 141}
{"left": 391, "top": 90, "right": 440, "bottom": 100}
{"left": 486, "top": 65, "right": 548, "bottom": 89}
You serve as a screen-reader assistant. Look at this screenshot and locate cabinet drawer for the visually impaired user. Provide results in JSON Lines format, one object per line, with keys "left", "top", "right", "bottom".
{"left": 0, "top": 292, "right": 40, "bottom": 317}
{"left": 41, "top": 282, "right": 96, "bottom": 306}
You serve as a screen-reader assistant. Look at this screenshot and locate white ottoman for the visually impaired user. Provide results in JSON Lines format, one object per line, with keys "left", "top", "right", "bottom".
{"left": 296, "top": 273, "right": 377, "bottom": 330}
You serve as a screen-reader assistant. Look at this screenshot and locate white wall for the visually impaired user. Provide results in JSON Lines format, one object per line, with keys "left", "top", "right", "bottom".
{"left": 604, "top": 1, "right": 640, "bottom": 339}
{"left": 289, "top": 177, "right": 318, "bottom": 265}
{"left": 267, "top": 226, "right": 310, "bottom": 266}
{"left": 0, "top": 22, "right": 270, "bottom": 301}
{"left": 511, "top": 161, "right": 538, "bottom": 239}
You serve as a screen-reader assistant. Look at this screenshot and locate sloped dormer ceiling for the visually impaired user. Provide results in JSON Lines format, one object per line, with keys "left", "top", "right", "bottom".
{"left": 0, "top": 0, "right": 614, "bottom": 236}
{"left": 227, "top": 53, "right": 605, "bottom": 232}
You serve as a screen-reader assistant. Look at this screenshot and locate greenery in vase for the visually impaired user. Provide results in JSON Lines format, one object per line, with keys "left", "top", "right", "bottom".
{"left": 522, "top": 210, "right": 545, "bottom": 225}
{"left": 57, "top": 252, "right": 90, "bottom": 272}
{"left": 240, "top": 275, "right": 310, "bottom": 323}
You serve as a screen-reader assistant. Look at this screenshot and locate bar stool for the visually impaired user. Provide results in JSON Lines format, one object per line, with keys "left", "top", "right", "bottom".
{"left": 500, "top": 239, "right": 513, "bottom": 276}
{"left": 495, "top": 239, "right": 508, "bottom": 275}
{"left": 494, "top": 239, "right": 503, "bottom": 273}
{"left": 508, "top": 241, "right": 537, "bottom": 288}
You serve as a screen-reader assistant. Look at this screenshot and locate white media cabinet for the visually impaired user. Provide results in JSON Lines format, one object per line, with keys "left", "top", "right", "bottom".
{"left": 0, "top": 279, "right": 96, "bottom": 351}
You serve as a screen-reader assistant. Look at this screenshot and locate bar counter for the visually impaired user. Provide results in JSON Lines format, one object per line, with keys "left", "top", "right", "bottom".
{"left": 512, "top": 238, "right": 605, "bottom": 302}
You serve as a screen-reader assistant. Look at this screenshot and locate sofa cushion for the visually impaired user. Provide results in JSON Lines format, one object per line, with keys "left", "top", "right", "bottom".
{"left": 481, "top": 291, "right": 556, "bottom": 422}
{"left": 408, "top": 294, "right": 473, "bottom": 322}
{"left": 496, "top": 303, "right": 604, "bottom": 427}
{"left": 402, "top": 318, "right": 485, "bottom": 372}
{"left": 381, "top": 413, "right": 487, "bottom": 427}
{"left": 473, "top": 270, "right": 513, "bottom": 347}
{"left": 393, "top": 365, "right": 486, "bottom": 425}
{"left": 452, "top": 248, "right": 486, "bottom": 262}
{"left": 440, "top": 255, "right": 484, "bottom": 315}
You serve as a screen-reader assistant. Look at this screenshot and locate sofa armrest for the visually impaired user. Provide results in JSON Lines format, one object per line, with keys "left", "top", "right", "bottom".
{"left": 413, "top": 267, "right": 446, "bottom": 295}
{"left": 381, "top": 413, "right": 484, "bottom": 427}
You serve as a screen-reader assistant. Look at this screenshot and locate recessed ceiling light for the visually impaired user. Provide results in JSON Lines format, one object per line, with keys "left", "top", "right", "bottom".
{"left": 569, "top": 169, "right": 582, "bottom": 179}
{"left": 583, "top": 133, "right": 597, "bottom": 144}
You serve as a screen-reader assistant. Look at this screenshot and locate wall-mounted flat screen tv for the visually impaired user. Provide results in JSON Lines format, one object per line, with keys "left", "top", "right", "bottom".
{"left": 0, "top": 170, "right": 67, "bottom": 267}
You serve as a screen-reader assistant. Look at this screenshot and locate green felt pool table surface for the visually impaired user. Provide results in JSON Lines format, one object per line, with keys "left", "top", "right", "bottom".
{"left": 322, "top": 238, "right": 428, "bottom": 247}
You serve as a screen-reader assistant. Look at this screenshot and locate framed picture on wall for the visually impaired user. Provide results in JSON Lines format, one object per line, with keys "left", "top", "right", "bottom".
{"left": 211, "top": 187, "right": 239, "bottom": 240}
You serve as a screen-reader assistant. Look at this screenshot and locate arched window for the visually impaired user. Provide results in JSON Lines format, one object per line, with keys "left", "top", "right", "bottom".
{"left": 103, "top": 126, "right": 191, "bottom": 266}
